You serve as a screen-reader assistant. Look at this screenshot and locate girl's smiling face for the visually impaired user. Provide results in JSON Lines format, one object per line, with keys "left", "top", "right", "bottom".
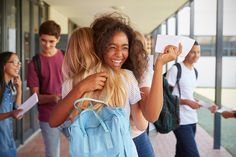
{"left": 103, "top": 31, "right": 129, "bottom": 70}
{"left": 4, "top": 54, "right": 21, "bottom": 81}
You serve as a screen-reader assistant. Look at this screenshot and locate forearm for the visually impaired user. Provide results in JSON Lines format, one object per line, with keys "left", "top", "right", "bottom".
{"left": 0, "top": 112, "right": 13, "bottom": 120}
{"left": 49, "top": 72, "right": 108, "bottom": 127}
{"left": 49, "top": 85, "right": 85, "bottom": 127}
{"left": 29, "top": 87, "right": 57, "bottom": 104}
{"left": 180, "top": 99, "right": 201, "bottom": 110}
{"left": 38, "top": 94, "right": 56, "bottom": 104}
{"left": 131, "top": 104, "right": 148, "bottom": 131}
{"left": 15, "top": 90, "right": 22, "bottom": 106}
{"left": 180, "top": 99, "right": 192, "bottom": 107}
{"left": 140, "top": 61, "right": 163, "bottom": 122}
{"left": 180, "top": 99, "right": 188, "bottom": 105}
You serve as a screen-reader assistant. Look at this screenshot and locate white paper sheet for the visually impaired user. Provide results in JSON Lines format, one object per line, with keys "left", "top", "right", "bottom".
{"left": 198, "top": 100, "right": 213, "bottom": 108}
{"left": 155, "top": 35, "right": 195, "bottom": 58}
{"left": 217, "top": 107, "right": 233, "bottom": 113}
{"left": 18, "top": 93, "right": 38, "bottom": 116}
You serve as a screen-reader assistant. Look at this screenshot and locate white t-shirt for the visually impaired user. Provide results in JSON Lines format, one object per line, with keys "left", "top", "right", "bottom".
{"left": 122, "top": 69, "right": 141, "bottom": 157}
{"left": 62, "top": 79, "right": 73, "bottom": 98}
{"left": 62, "top": 70, "right": 140, "bottom": 157}
{"left": 131, "top": 67, "right": 154, "bottom": 138}
{"left": 123, "top": 69, "right": 142, "bottom": 118}
{"left": 166, "top": 62, "right": 198, "bottom": 125}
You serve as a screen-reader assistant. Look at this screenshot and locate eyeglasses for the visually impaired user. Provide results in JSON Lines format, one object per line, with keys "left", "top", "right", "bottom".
{"left": 7, "top": 60, "right": 22, "bottom": 66}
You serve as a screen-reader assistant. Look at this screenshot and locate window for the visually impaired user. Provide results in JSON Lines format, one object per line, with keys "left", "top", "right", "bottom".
{"left": 178, "top": 6, "right": 190, "bottom": 36}
{"left": 6, "top": 0, "right": 17, "bottom": 52}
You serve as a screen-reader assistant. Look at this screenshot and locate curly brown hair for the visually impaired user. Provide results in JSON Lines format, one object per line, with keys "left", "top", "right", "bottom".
{"left": 91, "top": 12, "right": 148, "bottom": 83}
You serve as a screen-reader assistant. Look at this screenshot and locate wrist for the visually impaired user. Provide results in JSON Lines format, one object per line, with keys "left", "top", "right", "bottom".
{"left": 10, "top": 111, "right": 15, "bottom": 117}
{"left": 74, "top": 83, "right": 85, "bottom": 98}
{"left": 155, "top": 57, "right": 164, "bottom": 65}
{"left": 154, "top": 60, "right": 163, "bottom": 71}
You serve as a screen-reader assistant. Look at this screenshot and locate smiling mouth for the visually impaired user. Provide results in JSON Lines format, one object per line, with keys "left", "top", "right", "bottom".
{"left": 112, "top": 60, "right": 122, "bottom": 67}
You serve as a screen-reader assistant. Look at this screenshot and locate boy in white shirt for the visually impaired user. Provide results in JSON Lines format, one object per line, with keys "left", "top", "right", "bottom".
{"left": 166, "top": 41, "right": 217, "bottom": 157}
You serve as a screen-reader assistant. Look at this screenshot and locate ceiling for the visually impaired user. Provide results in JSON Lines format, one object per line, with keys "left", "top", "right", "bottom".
{"left": 43, "top": 0, "right": 188, "bottom": 34}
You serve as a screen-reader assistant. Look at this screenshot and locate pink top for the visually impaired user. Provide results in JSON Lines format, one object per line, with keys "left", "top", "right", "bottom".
{"left": 27, "top": 50, "right": 64, "bottom": 122}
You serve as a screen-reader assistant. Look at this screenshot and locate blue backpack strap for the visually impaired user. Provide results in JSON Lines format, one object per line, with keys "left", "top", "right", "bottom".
{"left": 174, "top": 63, "right": 182, "bottom": 98}
{"left": 73, "top": 97, "right": 109, "bottom": 110}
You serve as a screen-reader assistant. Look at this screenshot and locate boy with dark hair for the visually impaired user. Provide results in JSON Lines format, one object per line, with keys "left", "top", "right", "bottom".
{"left": 27, "top": 20, "right": 65, "bottom": 157}
{"left": 166, "top": 40, "right": 217, "bottom": 157}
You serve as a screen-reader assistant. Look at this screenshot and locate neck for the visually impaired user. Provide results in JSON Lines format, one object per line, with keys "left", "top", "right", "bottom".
{"left": 42, "top": 48, "right": 57, "bottom": 56}
{"left": 4, "top": 75, "right": 11, "bottom": 85}
{"left": 183, "top": 60, "right": 193, "bottom": 69}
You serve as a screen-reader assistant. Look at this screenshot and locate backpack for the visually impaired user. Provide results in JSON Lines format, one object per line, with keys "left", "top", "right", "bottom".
{"left": 154, "top": 62, "right": 198, "bottom": 133}
{"left": 153, "top": 77, "right": 180, "bottom": 134}
{"left": 32, "top": 49, "right": 65, "bottom": 93}
{"left": 68, "top": 97, "right": 133, "bottom": 157}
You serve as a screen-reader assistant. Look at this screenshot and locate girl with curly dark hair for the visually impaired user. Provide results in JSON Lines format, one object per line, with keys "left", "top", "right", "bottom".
{"left": 91, "top": 12, "right": 149, "bottom": 157}
{"left": 91, "top": 12, "right": 181, "bottom": 157}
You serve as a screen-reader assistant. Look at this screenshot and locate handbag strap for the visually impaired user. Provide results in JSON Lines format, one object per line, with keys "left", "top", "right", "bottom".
{"left": 73, "top": 97, "right": 109, "bottom": 112}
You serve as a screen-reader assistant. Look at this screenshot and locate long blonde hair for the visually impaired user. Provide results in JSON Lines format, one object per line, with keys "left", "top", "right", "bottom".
{"left": 62, "top": 27, "right": 100, "bottom": 80}
{"left": 62, "top": 27, "right": 127, "bottom": 111}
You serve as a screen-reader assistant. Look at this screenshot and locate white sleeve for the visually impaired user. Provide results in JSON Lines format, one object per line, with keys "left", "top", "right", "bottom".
{"left": 61, "top": 79, "right": 73, "bottom": 98}
{"left": 126, "top": 70, "right": 141, "bottom": 105}
{"left": 139, "top": 67, "right": 154, "bottom": 88}
{"left": 166, "top": 66, "right": 178, "bottom": 87}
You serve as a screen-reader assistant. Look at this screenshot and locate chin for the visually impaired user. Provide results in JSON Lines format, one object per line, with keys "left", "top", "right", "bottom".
{"left": 12, "top": 74, "right": 18, "bottom": 78}
{"left": 110, "top": 67, "right": 120, "bottom": 71}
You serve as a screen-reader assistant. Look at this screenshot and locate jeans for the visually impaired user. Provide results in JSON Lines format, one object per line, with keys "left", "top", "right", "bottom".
{"left": 40, "top": 121, "right": 68, "bottom": 157}
{"left": 133, "top": 131, "right": 155, "bottom": 157}
{"left": 173, "top": 123, "right": 200, "bottom": 157}
{"left": 0, "top": 149, "right": 16, "bottom": 157}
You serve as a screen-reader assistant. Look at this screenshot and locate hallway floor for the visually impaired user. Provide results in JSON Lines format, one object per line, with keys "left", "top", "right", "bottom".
{"left": 17, "top": 124, "right": 233, "bottom": 157}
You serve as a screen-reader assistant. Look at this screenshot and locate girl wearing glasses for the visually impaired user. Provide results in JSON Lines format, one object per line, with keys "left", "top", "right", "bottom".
{"left": 0, "top": 51, "right": 22, "bottom": 157}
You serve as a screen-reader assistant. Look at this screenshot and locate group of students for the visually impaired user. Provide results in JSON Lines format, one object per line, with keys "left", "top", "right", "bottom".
{"left": 46, "top": 13, "right": 180, "bottom": 157}
{"left": 0, "top": 12, "right": 235, "bottom": 157}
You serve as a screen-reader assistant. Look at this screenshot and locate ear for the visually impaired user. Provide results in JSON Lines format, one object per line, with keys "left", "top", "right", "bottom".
{"left": 56, "top": 36, "right": 61, "bottom": 43}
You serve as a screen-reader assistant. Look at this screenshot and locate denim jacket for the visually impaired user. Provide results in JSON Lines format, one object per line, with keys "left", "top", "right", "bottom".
{"left": 0, "top": 83, "right": 17, "bottom": 157}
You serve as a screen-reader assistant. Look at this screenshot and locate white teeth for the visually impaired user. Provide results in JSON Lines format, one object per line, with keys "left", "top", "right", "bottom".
{"left": 112, "top": 60, "right": 122, "bottom": 63}
{"left": 112, "top": 60, "right": 122, "bottom": 67}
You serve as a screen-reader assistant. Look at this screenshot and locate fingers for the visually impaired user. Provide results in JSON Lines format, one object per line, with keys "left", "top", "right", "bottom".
{"left": 14, "top": 75, "right": 22, "bottom": 88}
{"left": 178, "top": 43, "right": 183, "bottom": 56}
{"left": 13, "top": 109, "right": 23, "bottom": 119}
{"left": 94, "top": 73, "right": 107, "bottom": 90}
{"left": 16, "top": 114, "right": 23, "bottom": 120}
{"left": 81, "top": 72, "right": 108, "bottom": 92}
{"left": 209, "top": 105, "right": 218, "bottom": 113}
{"left": 164, "top": 44, "right": 182, "bottom": 56}
{"left": 164, "top": 45, "right": 177, "bottom": 54}
{"left": 97, "top": 71, "right": 109, "bottom": 78}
